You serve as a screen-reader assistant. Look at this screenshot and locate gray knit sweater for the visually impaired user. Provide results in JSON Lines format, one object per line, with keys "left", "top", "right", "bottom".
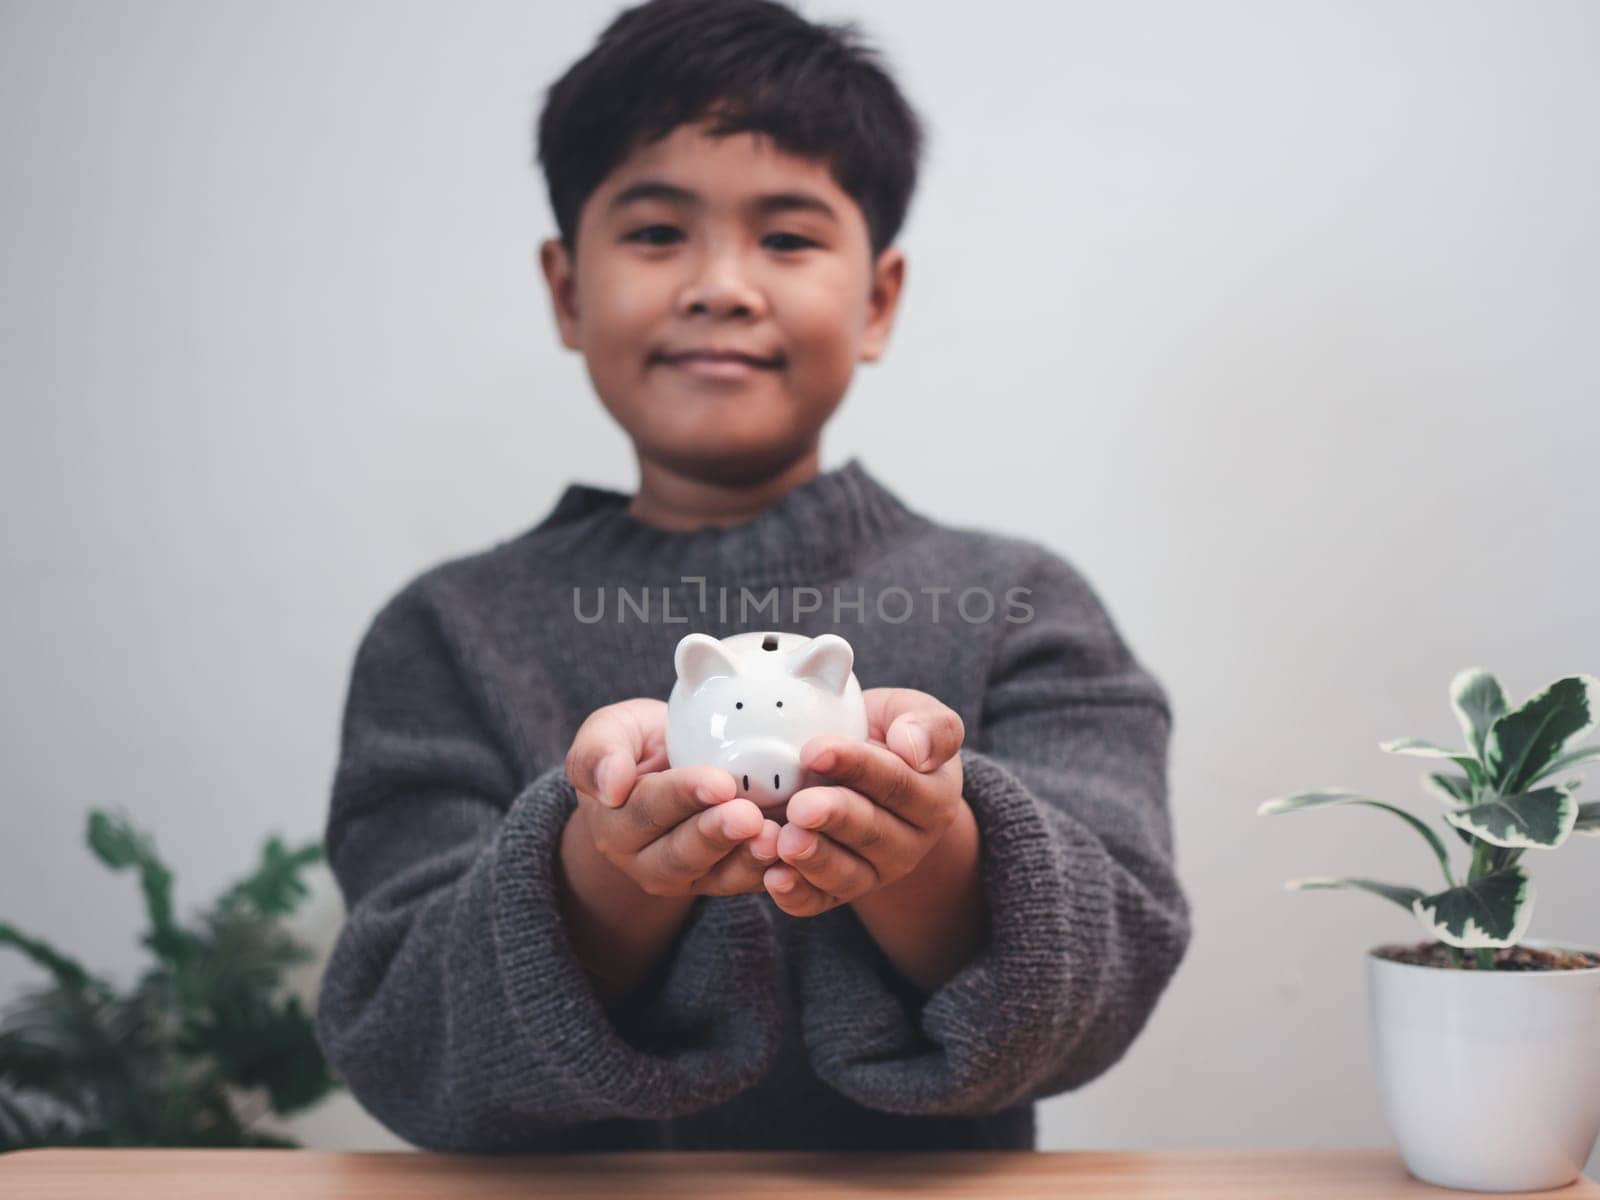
{"left": 315, "top": 456, "right": 1191, "bottom": 1152}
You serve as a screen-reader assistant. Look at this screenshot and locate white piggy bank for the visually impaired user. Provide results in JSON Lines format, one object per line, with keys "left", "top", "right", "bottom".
{"left": 667, "top": 630, "right": 868, "bottom": 812}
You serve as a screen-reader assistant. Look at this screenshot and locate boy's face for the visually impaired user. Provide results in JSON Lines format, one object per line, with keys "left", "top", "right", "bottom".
{"left": 539, "top": 119, "right": 905, "bottom": 484}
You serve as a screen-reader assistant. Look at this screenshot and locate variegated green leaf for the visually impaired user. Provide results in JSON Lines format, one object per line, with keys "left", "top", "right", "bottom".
{"left": 1285, "top": 876, "right": 1424, "bottom": 912}
{"left": 1483, "top": 675, "right": 1600, "bottom": 794}
{"left": 0, "top": 922, "right": 95, "bottom": 992}
{"left": 1379, "top": 738, "right": 1486, "bottom": 786}
{"left": 1442, "top": 786, "right": 1577, "bottom": 849}
{"left": 1574, "top": 801, "right": 1600, "bottom": 837}
{"left": 1258, "top": 789, "right": 1455, "bottom": 885}
{"left": 1528, "top": 744, "right": 1600, "bottom": 787}
{"left": 1450, "top": 668, "right": 1507, "bottom": 763}
{"left": 1380, "top": 737, "right": 1467, "bottom": 758}
{"left": 1411, "top": 866, "right": 1534, "bottom": 949}
{"left": 1423, "top": 772, "right": 1473, "bottom": 806}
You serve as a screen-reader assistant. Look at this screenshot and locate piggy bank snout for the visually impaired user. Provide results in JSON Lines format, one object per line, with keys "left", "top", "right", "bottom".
{"left": 719, "top": 739, "right": 804, "bottom": 807}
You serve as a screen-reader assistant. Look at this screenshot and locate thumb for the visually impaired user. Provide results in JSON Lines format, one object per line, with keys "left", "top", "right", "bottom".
{"left": 594, "top": 752, "right": 635, "bottom": 808}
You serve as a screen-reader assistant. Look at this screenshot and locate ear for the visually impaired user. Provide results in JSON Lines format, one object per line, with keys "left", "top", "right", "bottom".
{"left": 858, "top": 246, "right": 906, "bottom": 364}
{"left": 787, "top": 634, "right": 855, "bottom": 696}
{"left": 538, "top": 236, "right": 582, "bottom": 353}
{"left": 674, "top": 633, "right": 741, "bottom": 692}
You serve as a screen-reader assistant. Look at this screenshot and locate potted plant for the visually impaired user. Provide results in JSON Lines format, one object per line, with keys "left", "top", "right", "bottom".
{"left": 1259, "top": 669, "right": 1600, "bottom": 1193}
{"left": 0, "top": 809, "right": 335, "bottom": 1148}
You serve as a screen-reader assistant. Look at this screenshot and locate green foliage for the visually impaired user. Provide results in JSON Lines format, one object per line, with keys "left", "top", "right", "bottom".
{"left": 0, "top": 810, "right": 337, "bottom": 1149}
{"left": 1259, "top": 670, "right": 1600, "bottom": 966}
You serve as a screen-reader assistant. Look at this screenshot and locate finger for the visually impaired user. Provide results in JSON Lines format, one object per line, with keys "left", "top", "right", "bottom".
{"left": 753, "top": 817, "right": 782, "bottom": 862}
{"left": 784, "top": 784, "right": 921, "bottom": 873}
{"left": 696, "top": 821, "right": 780, "bottom": 895}
{"left": 798, "top": 736, "right": 939, "bottom": 831}
{"left": 708, "top": 816, "right": 781, "bottom": 872}
{"left": 695, "top": 851, "right": 763, "bottom": 896}
{"left": 775, "top": 822, "right": 878, "bottom": 903}
{"left": 863, "top": 688, "right": 965, "bottom": 772}
{"left": 763, "top": 863, "right": 843, "bottom": 917}
{"left": 565, "top": 698, "right": 670, "bottom": 808}
{"left": 632, "top": 796, "right": 764, "bottom": 893}
{"left": 610, "top": 765, "right": 738, "bottom": 853}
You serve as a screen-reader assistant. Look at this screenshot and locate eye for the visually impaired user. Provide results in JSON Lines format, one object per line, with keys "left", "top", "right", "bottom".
{"left": 765, "top": 232, "right": 818, "bottom": 252}
{"left": 735, "top": 701, "right": 743, "bottom": 709}
{"left": 623, "top": 224, "right": 683, "bottom": 246}
{"left": 775, "top": 700, "right": 783, "bottom": 707}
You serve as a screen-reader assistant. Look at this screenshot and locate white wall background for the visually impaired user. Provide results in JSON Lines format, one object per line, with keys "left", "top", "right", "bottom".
{"left": 3, "top": 0, "right": 1597, "bottom": 1170}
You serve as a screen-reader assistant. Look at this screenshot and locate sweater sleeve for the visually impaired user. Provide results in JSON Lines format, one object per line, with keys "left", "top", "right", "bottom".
{"left": 314, "top": 579, "right": 783, "bottom": 1151}
{"left": 793, "top": 549, "right": 1192, "bottom": 1115}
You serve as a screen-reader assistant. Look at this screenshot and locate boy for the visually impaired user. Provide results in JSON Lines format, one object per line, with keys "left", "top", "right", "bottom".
{"left": 317, "top": 0, "right": 1190, "bottom": 1153}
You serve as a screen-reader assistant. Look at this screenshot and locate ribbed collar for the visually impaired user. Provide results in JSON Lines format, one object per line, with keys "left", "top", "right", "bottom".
{"left": 526, "top": 456, "right": 928, "bottom": 583}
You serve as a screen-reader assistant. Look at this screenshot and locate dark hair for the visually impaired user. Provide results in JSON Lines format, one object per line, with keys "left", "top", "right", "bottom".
{"left": 535, "top": 0, "right": 926, "bottom": 263}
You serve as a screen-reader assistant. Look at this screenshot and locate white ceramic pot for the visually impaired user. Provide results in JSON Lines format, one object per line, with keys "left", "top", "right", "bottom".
{"left": 1367, "top": 938, "right": 1600, "bottom": 1192}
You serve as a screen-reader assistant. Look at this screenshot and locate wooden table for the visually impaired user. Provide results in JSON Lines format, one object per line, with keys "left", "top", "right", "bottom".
{"left": 3, "top": 1147, "right": 1595, "bottom": 1197}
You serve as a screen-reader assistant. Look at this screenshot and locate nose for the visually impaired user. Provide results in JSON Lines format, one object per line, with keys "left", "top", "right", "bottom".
{"left": 721, "top": 739, "right": 802, "bottom": 808}
{"left": 677, "top": 247, "right": 767, "bottom": 321}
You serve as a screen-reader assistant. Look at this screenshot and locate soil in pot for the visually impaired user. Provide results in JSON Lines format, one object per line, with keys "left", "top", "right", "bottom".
{"left": 1373, "top": 940, "right": 1600, "bottom": 970}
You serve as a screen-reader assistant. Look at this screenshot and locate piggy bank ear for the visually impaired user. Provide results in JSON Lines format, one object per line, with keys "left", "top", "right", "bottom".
{"left": 675, "top": 633, "right": 742, "bottom": 692}
{"left": 787, "top": 633, "right": 854, "bottom": 696}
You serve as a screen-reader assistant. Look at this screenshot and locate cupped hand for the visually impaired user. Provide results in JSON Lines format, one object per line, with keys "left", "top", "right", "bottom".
{"left": 762, "top": 687, "right": 967, "bottom": 917}
{"left": 565, "top": 698, "right": 782, "bottom": 897}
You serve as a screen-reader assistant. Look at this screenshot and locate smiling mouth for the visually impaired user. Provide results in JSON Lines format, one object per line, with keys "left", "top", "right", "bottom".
{"left": 659, "top": 355, "right": 783, "bottom": 380}
{"left": 655, "top": 348, "right": 785, "bottom": 367}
